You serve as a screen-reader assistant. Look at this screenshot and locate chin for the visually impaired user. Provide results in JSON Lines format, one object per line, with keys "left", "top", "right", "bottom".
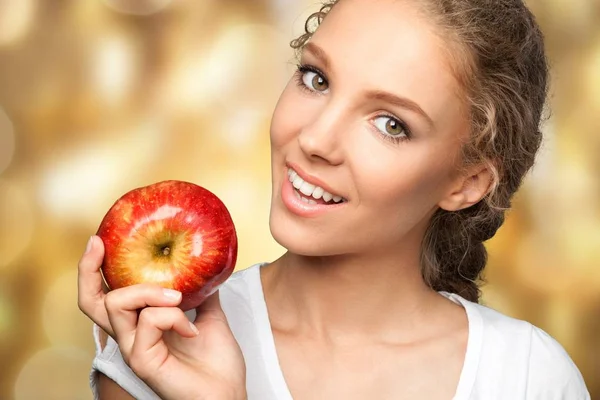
{"left": 267, "top": 174, "right": 358, "bottom": 257}
{"left": 268, "top": 209, "right": 347, "bottom": 257}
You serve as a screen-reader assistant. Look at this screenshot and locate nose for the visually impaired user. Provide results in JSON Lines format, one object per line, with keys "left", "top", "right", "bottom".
{"left": 297, "top": 101, "right": 346, "bottom": 166}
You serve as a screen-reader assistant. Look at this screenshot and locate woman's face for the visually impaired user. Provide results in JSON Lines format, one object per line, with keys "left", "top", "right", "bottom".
{"left": 269, "top": 0, "right": 470, "bottom": 257}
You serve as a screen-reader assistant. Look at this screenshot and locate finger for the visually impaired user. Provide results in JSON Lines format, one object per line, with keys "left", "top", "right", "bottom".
{"left": 105, "top": 285, "right": 183, "bottom": 343}
{"left": 193, "top": 291, "right": 226, "bottom": 325}
{"left": 137, "top": 307, "right": 198, "bottom": 352}
{"left": 77, "top": 235, "right": 112, "bottom": 334}
{"left": 127, "top": 307, "right": 198, "bottom": 379}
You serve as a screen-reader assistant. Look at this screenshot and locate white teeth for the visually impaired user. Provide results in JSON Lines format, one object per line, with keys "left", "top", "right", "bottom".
{"left": 299, "top": 181, "right": 316, "bottom": 196}
{"left": 312, "top": 186, "right": 324, "bottom": 199}
{"left": 299, "top": 196, "right": 317, "bottom": 205}
{"left": 287, "top": 168, "right": 345, "bottom": 203}
{"left": 292, "top": 176, "right": 303, "bottom": 189}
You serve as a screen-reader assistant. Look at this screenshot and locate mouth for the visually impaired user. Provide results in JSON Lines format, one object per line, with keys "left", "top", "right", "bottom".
{"left": 287, "top": 167, "right": 347, "bottom": 205}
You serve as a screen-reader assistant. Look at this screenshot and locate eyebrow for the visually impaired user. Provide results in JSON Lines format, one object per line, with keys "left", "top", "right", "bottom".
{"left": 303, "top": 42, "right": 331, "bottom": 70}
{"left": 303, "top": 42, "right": 435, "bottom": 130}
{"left": 366, "top": 91, "right": 435, "bottom": 129}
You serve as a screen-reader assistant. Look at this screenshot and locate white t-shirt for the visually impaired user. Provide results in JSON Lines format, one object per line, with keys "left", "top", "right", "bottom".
{"left": 89, "top": 263, "right": 591, "bottom": 399}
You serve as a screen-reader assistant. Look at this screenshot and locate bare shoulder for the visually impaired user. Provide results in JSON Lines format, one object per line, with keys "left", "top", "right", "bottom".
{"left": 97, "top": 373, "right": 136, "bottom": 400}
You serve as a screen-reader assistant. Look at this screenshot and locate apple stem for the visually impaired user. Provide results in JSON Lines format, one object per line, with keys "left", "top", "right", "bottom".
{"left": 163, "top": 247, "right": 171, "bottom": 256}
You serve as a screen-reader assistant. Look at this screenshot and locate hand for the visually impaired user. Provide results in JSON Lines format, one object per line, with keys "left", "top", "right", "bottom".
{"left": 78, "top": 236, "right": 247, "bottom": 400}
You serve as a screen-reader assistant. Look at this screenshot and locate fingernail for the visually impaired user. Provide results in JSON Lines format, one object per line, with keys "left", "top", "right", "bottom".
{"left": 163, "top": 288, "right": 181, "bottom": 300}
{"left": 84, "top": 236, "right": 94, "bottom": 255}
{"left": 189, "top": 322, "right": 199, "bottom": 335}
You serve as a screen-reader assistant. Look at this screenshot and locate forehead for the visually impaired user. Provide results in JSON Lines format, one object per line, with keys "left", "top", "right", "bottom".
{"left": 308, "top": 0, "right": 464, "bottom": 125}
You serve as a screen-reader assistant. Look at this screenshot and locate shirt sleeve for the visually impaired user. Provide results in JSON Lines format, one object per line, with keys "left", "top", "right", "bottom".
{"left": 89, "top": 323, "right": 162, "bottom": 400}
{"left": 526, "top": 326, "right": 591, "bottom": 400}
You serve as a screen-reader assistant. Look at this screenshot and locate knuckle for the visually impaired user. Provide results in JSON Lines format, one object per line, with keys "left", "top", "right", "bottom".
{"left": 77, "top": 254, "right": 97, "bottom": 271}
{"left": 77, "top": 298, "right": 88, "bottom": 313}
{"left": 140, "top": 283, "right": 162, "bottom": 297}
{"left": 77, "top": 298, "right": 96, "bottom": 318}
{"left": 103, "top": 291, "right": 119, "bottom": 312}
{"left": 76, "top": 256, "right": 87, "bottom": 270}
{"left": 138, "top": 307, "right": 159, "bottom": 326}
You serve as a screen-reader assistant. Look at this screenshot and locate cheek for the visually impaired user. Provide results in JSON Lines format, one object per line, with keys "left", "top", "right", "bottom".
{"left": 353, "top": 139, "right": 457, "bottom": 212}
{"left": 270, "top": 82, "right": 302, "bottom": 149}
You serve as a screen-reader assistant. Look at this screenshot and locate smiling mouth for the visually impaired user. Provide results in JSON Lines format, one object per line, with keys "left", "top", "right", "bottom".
{"left": 287, "top": 168, "right": 347, "bottom": 205}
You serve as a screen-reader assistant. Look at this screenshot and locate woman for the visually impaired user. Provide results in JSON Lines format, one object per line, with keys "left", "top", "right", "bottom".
{"left": 78, "top": 0, "right": 591, "bottom": 398}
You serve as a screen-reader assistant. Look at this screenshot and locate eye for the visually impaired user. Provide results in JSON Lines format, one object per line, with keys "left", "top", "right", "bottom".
{"left": 373, "top": 115, "right": 408, "bottom": 138}
{"left": 301, "top": 69, "right": 329, "bottom": 92}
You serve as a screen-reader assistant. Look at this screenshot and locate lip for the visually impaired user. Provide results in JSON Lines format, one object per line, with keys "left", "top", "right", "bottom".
{"left": 286, "top": 162, "right": 345, "bottom": 200}
{"left": 281, "top": 172, "right": 348, "bottom": 217}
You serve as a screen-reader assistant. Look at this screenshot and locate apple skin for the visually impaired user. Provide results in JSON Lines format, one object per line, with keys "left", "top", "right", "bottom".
{"left": 96, "top": 180, "right": 238, "bottom": 311}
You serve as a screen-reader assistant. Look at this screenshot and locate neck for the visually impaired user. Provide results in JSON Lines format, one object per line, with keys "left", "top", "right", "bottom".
{"left": 261, "top": 245, "right": 443, "bottom": 345}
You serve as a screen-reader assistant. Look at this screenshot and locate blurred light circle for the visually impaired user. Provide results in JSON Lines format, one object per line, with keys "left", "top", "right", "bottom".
{"left": 90, "top": 35, "right": 139, "bottom": 105}
{"left": 14, "top": 346, "right": 92, "bottom": 400}
{"left": 221, "top": 108, "right": 266, "bottom": 149}
{"left": 200, "top": 172, "right": 263, "bottom": 225}
{"left": 43, "top": 270, "right": 94, "bottom": 348}
{"left": 586, "top": 41, "right": 600, "bottom": 111}
{"left": 104, "top": 0, "right": 172, "bottom": 16}
{"left": 165, "top": 23, "right": 288, "bottom": 111}
{"left": 39, "top": 120, "right": 165, "bottom": 223}
{"left": 557, "top": 160, "right": 595, "bottom": 209}
{"left": 0, "top": 180, "right": 34, "bottom": 269}
{"left": 0, "top": 0, "right": 35, "bottom": 46}
{"left": 0, "top": 107, "right": 15, "bottom": 175}
{"left": 515, "top": 235, "right": 573, "bottom": 295}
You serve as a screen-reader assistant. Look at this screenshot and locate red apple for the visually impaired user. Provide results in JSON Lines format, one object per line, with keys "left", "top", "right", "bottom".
{"left": 96, "top": 180, "right": 237, "bottom": 311}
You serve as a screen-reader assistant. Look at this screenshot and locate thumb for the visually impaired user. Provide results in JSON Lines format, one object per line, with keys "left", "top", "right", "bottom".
{"left": 78, "top": 235, "right": 111, "bottom": 331}
{"left": 78, "top": 235, "right": 107, "bottom": 295}
{"left": 82, "top": 235, "right": 105, "bottom": 265}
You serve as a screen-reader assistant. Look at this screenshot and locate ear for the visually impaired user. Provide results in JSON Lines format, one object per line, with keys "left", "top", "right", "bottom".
{"left": 438, "top": 164, "right": 494, "bottom": 212}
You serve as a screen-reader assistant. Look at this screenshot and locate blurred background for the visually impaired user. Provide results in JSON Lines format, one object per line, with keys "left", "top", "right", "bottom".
{"left": 0, "top": 0, "right": 598, "bottom": 398}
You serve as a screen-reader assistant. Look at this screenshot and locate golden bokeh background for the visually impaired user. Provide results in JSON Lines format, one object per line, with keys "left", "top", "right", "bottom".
{"left": 0, "top": 0, "right": 598, "bottom": 399}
